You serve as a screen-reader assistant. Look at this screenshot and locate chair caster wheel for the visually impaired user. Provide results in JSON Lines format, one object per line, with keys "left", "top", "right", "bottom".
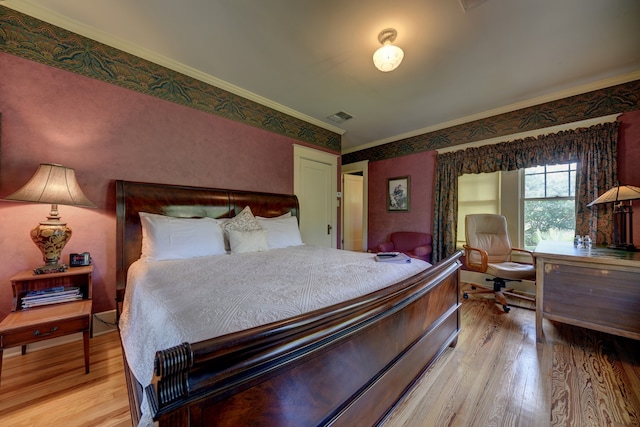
{"left": 502, "top": 305, "right": 510, "bottom": 313}
{"left": 463, "top": 293, "right": 469, "bottom": 299}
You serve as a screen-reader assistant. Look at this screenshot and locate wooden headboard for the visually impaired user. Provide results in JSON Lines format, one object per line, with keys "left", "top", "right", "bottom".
{"left": 115, "top": 180, "right": 300, "bottom": 307}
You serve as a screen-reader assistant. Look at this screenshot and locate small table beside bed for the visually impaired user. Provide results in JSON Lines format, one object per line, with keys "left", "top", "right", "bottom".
{"left": 115, "top": 180, "right": 462, "bottom": 427}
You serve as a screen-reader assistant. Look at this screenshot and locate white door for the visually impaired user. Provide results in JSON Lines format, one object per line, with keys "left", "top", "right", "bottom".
{"left": 341, "top": 160, "right": 368, "bottom": 252}
{"left": 342, "top": 173, "right": 363, "bottom": 251}
{"left": 294, "top": 145, "right": 337, "bottom": 248}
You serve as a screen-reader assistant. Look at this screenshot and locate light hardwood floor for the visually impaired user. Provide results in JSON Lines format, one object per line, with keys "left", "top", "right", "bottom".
{"left": 1, "top": 295, "right": 639, "bottom": 427}
{"left": 383, "top": 294, "right": 640, "bottom": 427}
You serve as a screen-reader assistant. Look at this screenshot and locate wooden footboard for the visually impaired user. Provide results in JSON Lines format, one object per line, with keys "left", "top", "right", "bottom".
{"left": 116, "top": 180, "right": 462, "bottom": 426}
{"left": 144, "top": 252, "right": 462, "bottom": 426}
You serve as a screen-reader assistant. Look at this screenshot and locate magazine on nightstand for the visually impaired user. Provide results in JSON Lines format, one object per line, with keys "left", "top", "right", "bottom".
{"left": 21, "top": 286, "right": 83, "bottom": 308}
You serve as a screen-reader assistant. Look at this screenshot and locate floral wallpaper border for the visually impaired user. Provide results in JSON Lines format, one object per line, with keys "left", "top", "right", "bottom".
{"left": 1, "top": 6, "right": 638, "bottom": 163}
{"left": 343, "top": 79, "right": 640, "bottom": 164}
{"left": 0, "top": 6, "right": 342, "bottom": 153}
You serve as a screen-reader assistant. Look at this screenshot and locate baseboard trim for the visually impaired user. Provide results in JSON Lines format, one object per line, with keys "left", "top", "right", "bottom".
{"left": 92, "top": 309, "right": 118, "bottom": 335}
{"left": 2, "top": 309, "right": 118, "bottom": 358}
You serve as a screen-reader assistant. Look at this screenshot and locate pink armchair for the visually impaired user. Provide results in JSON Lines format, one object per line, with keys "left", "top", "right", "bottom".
{"left": 377, "top": 231, "right": 433, "bottom": 263}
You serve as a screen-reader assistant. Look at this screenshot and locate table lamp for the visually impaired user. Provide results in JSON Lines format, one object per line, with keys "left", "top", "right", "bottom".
{"left": 587, "top": 184, "right": 640, "bottom": 251}
{"left": 3, "top": 163, "right": 96, "bottom": 274}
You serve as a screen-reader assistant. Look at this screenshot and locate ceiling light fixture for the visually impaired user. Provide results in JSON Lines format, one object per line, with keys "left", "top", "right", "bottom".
{"left": 373, "top": 28, "right": 404, "bottom": 72}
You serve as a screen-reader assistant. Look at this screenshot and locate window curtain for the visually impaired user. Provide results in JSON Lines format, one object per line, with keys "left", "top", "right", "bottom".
{"left": 432, "top": 121, "right": 619, "bottom": 262}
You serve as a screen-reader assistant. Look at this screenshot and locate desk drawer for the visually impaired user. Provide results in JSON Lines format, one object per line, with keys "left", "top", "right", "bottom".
{"left": 1, "top": 316, "right": 90, "bottom": 348}
{"left": 543, "top": 262, "right": 640, "bottom": 335}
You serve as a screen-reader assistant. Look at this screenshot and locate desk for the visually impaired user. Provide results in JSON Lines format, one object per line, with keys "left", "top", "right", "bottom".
{"left": 534, "top": 241, "right": 640, "bottom": 342}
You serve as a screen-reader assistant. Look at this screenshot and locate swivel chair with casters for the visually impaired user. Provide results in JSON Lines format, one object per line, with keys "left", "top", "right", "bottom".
{"left": 462, "top": 214, "right": 536, "bottom": 312}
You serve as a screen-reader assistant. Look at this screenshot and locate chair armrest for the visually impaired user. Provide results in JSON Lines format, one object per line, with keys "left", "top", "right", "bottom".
{"left": 412, "top": 245, "right": 432, "bottom": 257}
{"left": 377, "top": 242, "right": 395, "bottom": 252}
{"left": 510, "top": 247, "right": 535, "bottom": 264}
{"left": 463, "top": 244, "right": 488, "bottom": 273}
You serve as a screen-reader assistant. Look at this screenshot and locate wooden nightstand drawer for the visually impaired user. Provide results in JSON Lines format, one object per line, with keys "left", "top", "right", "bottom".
{"left": 0, "top": 300, "right": 92, "bottom": 348}
{"left": 2, "top": 315, "right": 90, "bottom": 348}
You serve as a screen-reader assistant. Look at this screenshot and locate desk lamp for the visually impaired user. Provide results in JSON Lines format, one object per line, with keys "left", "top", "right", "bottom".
{"left": 3, "top": 163, "right": 96, "bottom": 274}
{"left": 588, "top": 184, "right": 640, "bottom": 251}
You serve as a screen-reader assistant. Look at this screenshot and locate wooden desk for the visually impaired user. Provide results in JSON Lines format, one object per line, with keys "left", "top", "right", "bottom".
{"left": 534, "top": 241, "right": 640, "bottom": 342}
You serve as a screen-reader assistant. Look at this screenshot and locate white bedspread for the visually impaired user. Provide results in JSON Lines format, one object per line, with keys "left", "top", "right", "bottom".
{"left": 119, "top": 245, "right": 430, "bottom": 425}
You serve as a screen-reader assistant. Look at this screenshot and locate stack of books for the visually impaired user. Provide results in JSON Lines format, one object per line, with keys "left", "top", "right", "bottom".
{"left": 21, "top": 286, "right": 83, "bottom": 309}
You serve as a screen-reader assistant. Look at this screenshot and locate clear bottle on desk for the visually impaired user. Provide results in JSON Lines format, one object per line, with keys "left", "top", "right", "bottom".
{"left": 583, "top": 235, "right": 592, "bottom": 248}
{"left": 574, "top": 235, "right": 583, "bottom": 247}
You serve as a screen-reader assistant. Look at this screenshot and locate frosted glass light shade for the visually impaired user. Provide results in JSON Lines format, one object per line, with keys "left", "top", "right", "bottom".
{"left": 373, "top": 43, "right": 404, "bottom": 72}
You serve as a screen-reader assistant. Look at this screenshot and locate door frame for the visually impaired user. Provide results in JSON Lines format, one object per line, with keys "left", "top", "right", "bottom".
{"left": 293, "top": 144, "right": 338, "bottom": 248}
{"left": 341, "top": 160, "right": 368, "bottom": 252}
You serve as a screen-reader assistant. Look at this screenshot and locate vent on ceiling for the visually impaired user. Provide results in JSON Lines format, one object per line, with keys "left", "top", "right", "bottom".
{"left": 327, "top": 111, "right": 353, "bottom": 124}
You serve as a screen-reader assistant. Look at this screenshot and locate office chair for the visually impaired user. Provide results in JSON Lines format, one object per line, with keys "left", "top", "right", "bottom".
{"left": 462, "top": 214, "right": 536, "bottom": 312}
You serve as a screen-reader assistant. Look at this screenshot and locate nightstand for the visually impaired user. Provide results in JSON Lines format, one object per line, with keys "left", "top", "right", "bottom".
{"left": 0, "top": 265, "right": 93, "bottom": 384}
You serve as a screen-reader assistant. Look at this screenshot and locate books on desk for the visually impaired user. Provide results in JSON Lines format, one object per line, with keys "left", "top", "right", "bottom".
{"left": 21, "top": 287, "right": 83, "bottom": 309}
{"left": 375, "top": 252, "right": 411, "bottom": 263}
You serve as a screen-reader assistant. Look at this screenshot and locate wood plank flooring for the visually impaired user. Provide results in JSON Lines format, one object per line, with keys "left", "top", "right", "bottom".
{"left": 1, "top": 295, "right": 638, "bottom": 426}
{"left": 0, "top": 332, "right": 130, "bottom": 426}
{"left": 383, "top": 294, "right": 640, "bottom": 427}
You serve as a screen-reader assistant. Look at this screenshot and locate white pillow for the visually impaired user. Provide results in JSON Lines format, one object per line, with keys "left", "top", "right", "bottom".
{"left": 139, "top": 212, "right": 226, "bottom": 261}
{"left": 228, "top": 229, "right": 269, "bottom": 254}
{"left": 257, "top": 216, "right": 304, "bottom": 249}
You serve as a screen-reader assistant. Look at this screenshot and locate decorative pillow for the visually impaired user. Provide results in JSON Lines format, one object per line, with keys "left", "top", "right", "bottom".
{"left": 257, "top": 216, "right": 304, "bottom": 249}
{"left": 220, "top": 206, "right": 263, "bottom": 250}
{"left": 228, "top": 229, "right": 269, "bottom": 254}
{"left": 139, "top": 212, "right": 226, "bottom": 261}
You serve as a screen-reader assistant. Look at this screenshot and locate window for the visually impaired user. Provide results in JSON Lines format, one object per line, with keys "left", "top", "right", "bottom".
{"left": 456, "top": 172, "right": 500, "bottom": 248}
{"left": 456, "top": 163, "right": 577, "bottom": 251}
{"left": 523, "top": 163, "right": 577, "bottom": 250}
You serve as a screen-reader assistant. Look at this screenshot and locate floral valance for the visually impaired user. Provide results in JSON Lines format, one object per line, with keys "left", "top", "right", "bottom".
{"left": 433, "top": 121, "right": 619, "bottom": 261}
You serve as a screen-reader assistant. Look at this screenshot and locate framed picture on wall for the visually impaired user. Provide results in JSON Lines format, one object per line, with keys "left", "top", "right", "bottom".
{"left": 387, "top": 176, "right": 410, "bottom": 212}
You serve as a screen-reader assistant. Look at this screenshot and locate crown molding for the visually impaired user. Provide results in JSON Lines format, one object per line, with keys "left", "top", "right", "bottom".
{"left": 1, "top": 0, "right": 345, "bottom": 136}
{"left": 343, "top": 70, "right": 640, "bottom": 155}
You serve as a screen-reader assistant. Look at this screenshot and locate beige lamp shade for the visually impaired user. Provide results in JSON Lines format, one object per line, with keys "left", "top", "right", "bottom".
{"left": 3, "top": 163, "right": 95, "bottom": 273}
{"left": 4, "top": 163, "right": 95, "bottom": 208}
{"left": 587, "top": 185, "right": 640, "bottom": 206}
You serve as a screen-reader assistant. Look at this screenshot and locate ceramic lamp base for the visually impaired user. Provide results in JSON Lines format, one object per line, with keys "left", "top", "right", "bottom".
{"left": 33, "top": 264, "right": 68, "bottom": 275}
{"left": 30, "top": 220, "right": 72, "bottom": 274}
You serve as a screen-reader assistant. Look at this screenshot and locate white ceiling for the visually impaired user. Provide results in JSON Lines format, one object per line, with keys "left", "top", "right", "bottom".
{"left": 5, "top": 0, "right": 640, "bottom": 153}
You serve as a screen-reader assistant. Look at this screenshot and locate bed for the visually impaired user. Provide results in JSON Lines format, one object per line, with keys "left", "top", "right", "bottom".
{"left": 115, "top": 180, "right": 462, "bottom": 427}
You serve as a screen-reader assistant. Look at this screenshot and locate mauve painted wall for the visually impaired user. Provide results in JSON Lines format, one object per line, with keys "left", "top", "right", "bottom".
{"left": 368, "top": 151, "right": 437, "bottom": 251}
{"left": 0, "top": 52, "right": 313, "bottom": 318}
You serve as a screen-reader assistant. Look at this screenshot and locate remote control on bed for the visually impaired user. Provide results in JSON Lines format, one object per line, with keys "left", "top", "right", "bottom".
{"left": 376, "top": 252, "right": 400, "bottom": 257}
